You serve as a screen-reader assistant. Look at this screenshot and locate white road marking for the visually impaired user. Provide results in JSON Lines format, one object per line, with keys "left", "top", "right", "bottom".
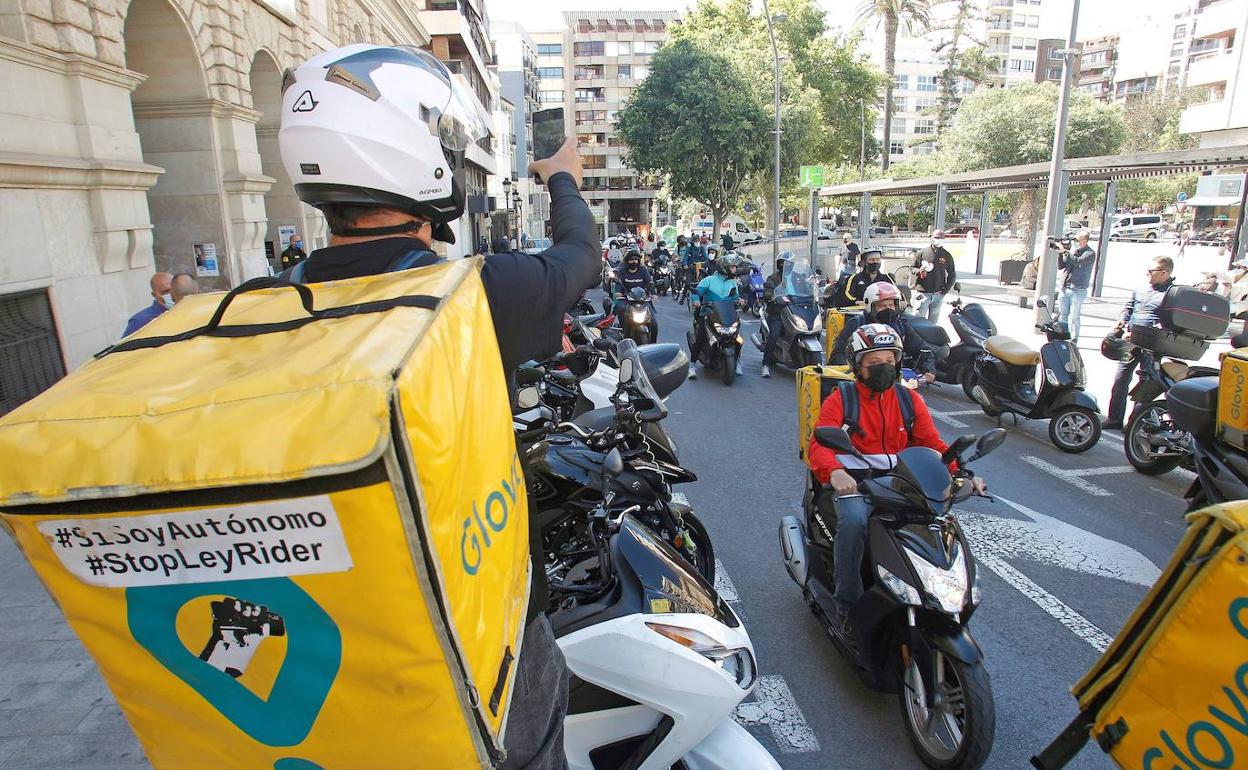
{"left": 734, "top": 675, "right": 821, "bottom": 754}
{"left": 929, "top": 409, "right": 970, "bottom": 428}
{"left": 940, "top": 409, "right": 986, "bottom": 416}
{"left": 1021, "top": 455, "right": 1120, "bottom": 496}
{"left": 713, "top": 557, "right": 740, "bottom": 602}
{"left": 959, "top": 497, "right": 1161, "bottom": 587}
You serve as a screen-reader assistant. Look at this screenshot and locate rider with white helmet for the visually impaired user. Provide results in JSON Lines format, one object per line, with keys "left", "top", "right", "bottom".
{"left": 808, "top": 323, "right": 986, "bottom": 640}
{"left": 831, "top": 281, "right": 937, "bottom": 382}
{"left": 280, "top": 44, "right": 599, "bottom": 768}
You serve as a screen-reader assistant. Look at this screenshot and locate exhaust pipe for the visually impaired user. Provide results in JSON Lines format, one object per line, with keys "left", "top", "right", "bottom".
{"left": 778, "top": 516, "right": 809, "bottom": 587}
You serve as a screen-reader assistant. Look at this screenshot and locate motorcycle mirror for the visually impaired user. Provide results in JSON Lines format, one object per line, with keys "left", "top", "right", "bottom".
{"left": 941, "top": 434, "right": 977, "bottom": 466}
{"left": 1232, "top": 331, "right": 1248, "bottom": 349}
{"left": 953, "top": 281, "right": 962, "bottom": 293}
{"left": 618, "top": 356, "right": 634, "bottom": 384}
{"left": 516, "top": 387, "right": 541, "bottom": 410}
{"left": 603, "top": 447, "right": 625, "bottom": 479}
{"left": 977, "top": 428, "right": 1008, "bottom": 456}
{"left": 592, "top": 338, "right": 615, "bottom": 353}
{"left": 813, "top": 426, "right": 860, "bottom": 456}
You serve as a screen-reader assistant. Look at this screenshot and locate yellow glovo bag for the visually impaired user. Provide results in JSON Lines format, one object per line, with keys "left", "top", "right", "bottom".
{"left": 795, "top": 364, "right": 855, "bottom": 462}
{"left": 1034, "top": 501, "right": 1248, "bottom": 770}
{"left": 0, "top": 258, "right": 527, "bottom": 770}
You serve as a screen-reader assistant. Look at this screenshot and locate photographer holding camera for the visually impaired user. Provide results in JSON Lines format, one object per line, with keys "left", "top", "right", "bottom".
{"left": 1057, "top": 230, "right": 1096, "bottom": 343}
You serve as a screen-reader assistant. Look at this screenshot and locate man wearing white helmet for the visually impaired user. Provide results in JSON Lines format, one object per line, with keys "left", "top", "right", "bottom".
{"left": 807, "top": 323, "right": 986, "bottom": 641}
{"left": 831, "top": 282, "right": 936, "bottom": 382}
{"left": 279, "top": 44, "right": 599, "bottom": 769}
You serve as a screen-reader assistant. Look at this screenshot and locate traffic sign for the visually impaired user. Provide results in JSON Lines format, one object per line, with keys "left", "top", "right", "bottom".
{"left": 1177, "top": 191, "right": 1188, "bottom": 202}
{"left": 799, "top": 165, "right": 825, "bottom": 188}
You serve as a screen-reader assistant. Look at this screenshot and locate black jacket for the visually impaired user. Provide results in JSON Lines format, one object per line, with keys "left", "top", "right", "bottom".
{"left": 844, "top": 269, "right": 894, "bottom": 305}
{"left": 832, "top": 311, "right": 935, "bottom": 375}
{"left": 915, "top": 245, "right": 956, "bottom": 294}
{"left": 1060, "top": 245, "right": 1096, "bottom": 290}
{"left": 279, "top": 245, "right": 307, "bottom": 269}
{"left": 762, "top": 270, "right": 786, "bottom": 315}
{"left": 614, "top": 265, "right": 653, "bottom": 296}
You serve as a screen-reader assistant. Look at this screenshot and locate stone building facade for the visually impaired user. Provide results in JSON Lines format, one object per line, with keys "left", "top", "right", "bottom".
{"left": 0, "top": 0, "right": 431, "bottom": 411}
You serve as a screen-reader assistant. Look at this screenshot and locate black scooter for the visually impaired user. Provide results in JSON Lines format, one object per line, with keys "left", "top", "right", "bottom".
{"left": 935, "top": 291, "right": 997, "bottom": 401}
{"left": 1167, "top": 376, "right": 1248, "bottom": 513}
{"left": 687, "top": 299, "right": 742, "bottom": 386}
{"left": 967, "top": 299, "right": 1101, "bottom": 453}
{"left": 749, "top": 295, "right": 824, "bottom": 370}
{"left": 617, "top": 286, "right": 657, "bottom": 345}
{"left": 779, "top": 426, "right": 1005, "bottom": 770}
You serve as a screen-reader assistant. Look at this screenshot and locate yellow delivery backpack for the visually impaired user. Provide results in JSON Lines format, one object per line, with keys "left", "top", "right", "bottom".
{"left": 1034, "top": 500, "right": 1248, "bottom": 769}
{"left": 0, "top": 258, "right": 527, "bottom": 769}
{"left": 795, "top": 364, "right": 856, "bottom": 462}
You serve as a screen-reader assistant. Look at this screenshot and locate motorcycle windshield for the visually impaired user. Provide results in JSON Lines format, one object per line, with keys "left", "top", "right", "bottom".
{"left": 961, "top": 303, "right": 996, "bottom": 336}
{"left": 707, "top": 300, "right": 739, "bottom": 327}
{"left": 615, "top": 516, "right": 737, "bottom": 627}
{"left": 779, "top": 258, "right": 817, "bottom": 300}
{"left": 889, "top": 446, "right": 953, "bottom": 513}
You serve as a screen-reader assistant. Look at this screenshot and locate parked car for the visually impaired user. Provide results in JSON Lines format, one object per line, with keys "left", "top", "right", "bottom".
{"left": 939, "top": 224, "right": 981, "bottom": 238}
{"left": 1109, "top": 214, "right": 1164, "bottom": 241}
{"left": 523, "top": 237, "right": 553, "bottom": 255}
{"left": 778, "top": 226, "right": 837, "bottom": 241}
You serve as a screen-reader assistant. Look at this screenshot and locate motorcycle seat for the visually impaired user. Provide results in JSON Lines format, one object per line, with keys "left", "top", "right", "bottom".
{"left": 985, "top": 335, "right": 1040, "bottom": 366}
{"left": 1161, "top": 360, "right": 1190, "bottom": 382}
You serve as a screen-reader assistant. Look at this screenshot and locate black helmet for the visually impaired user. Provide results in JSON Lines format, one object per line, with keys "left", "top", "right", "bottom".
{"left": 677, "top": 235, "right": 687, "bottom": 245}
{"left": 718, "top": 254, "right": 741, "bottom": 276}
{"left": 1101, "top": 332, "right": 1133, "bottom": 361}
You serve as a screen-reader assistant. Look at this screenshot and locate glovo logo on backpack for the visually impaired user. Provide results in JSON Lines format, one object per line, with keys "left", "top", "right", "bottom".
{"left": 0, "top": 258, "right": 526, "bottom": 770}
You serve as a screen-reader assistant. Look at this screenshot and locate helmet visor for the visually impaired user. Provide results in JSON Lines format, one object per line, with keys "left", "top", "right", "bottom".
{"left": 321, "top": 45, "right": 489, "bottom": 153}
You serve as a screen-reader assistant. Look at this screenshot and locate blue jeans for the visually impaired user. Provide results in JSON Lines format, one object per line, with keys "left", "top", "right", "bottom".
{"left": 832, "top": 495, "right": 871, "bottom": 613}
{"left": 501, "top": 614, "right": 570, "bottom": 770}
{"left": 1058, "top": 285, "right": 1088, "bottom": 341}
{"left": 913, "top": 291, "right": 945, "bottom": 322}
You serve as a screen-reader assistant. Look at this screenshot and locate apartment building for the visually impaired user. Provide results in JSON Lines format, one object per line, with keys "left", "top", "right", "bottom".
{"left": 985, "top": 0, "right": 1046, "bottom": 86}
{"left": 1035, "top": 38, "right": 1070, "bottom": 84}
{"left": 491, "top": 20, "right": 548, "bottom": 239}
{"left": 419, "top": 0, "right": 499, "bottom": 251}
{"left": 558, "top": 10, "right": 679, "bottom": 238}
{"left": 1075, "top": 34, "right": 1117, "bottom": 100}
{"left": 1179, "top": 0, "right": 1248, "bottom": 147}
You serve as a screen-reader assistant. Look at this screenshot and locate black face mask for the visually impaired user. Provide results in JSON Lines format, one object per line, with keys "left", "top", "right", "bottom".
{"left": 626, "top": 262, "right": 640, "bottom": 271}
{"left": 874, "top": 308, "right": 898, "bottom": 327}
{"left": 861, "top": 362, "right": 898, "bottom": 393}
{"left": 866, "top": 263, "right": 881, "bottom": 275}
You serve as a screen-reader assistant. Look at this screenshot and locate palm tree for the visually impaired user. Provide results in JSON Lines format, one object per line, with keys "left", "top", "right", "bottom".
{"left": 857, "top": 0, "right": 932, "bottom": 171}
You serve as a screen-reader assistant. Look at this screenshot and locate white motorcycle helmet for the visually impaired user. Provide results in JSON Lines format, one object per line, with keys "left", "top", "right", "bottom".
{"left": 279, "top": 45, "right": 488, "bottom": 243}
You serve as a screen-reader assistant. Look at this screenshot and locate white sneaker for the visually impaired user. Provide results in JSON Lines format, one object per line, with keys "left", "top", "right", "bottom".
{"left": 761, "top": 365, "right": 771, "bottom": 378}
{"left": 735, "top": 361, "right": 744, "bottom": 376}
{"left": 688, "top": 368, "right": 698, "bottom": 380}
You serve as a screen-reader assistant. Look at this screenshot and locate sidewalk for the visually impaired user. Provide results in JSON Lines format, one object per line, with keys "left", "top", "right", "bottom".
{"left": 948, "top": 274, "right": 1232, "bottom": 418}
{"left": 0, "top": 535, "right": 149, "bottom": 769}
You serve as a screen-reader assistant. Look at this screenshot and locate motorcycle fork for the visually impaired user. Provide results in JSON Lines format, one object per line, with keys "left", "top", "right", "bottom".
{"left": 901, "top": 610, "right": 940, "bottom": 708}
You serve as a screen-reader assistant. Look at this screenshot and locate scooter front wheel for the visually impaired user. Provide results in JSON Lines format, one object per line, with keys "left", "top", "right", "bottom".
{"left": 899, "top": 651, "right": 995, "bottom": 770}
{"left": 1049, "top": 406, "right": 1101, "bottom": 453}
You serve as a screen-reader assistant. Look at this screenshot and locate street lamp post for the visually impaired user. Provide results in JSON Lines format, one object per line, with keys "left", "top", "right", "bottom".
{"left": 1034, "top": 0, "right": 1081, "bottom": 316}
{"left": 501, "top": 177, "right": 512, "bottom": 247}
{"left": 763, "top": 2, "right": 786, "bottom": 266}
{"left": 512, "top": 189, "right": 522, "bottom": 245}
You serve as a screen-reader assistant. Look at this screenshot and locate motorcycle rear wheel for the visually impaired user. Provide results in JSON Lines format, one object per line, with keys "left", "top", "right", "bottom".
{"left": 1125, "top": 400, "right": 1184, "bottom": 475}
{"left": 899, "top": 650, "right": 995, "bottom": 770}
{"left": 959, "top": 366, "right": 977, "bottom": 402}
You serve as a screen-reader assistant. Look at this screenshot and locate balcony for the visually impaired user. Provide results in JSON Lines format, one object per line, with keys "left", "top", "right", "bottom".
{"left": 1193, "top": 0, "right": 1246, "bottom": 39}
{"left": 1180, "top": 96, "right": 1232, "bottom": 133}
{"left": 421, "top": 7, "right": 493, "bottom": 84}
{"left": 1186, "top": 48, "right": 1237, "bottom": 86}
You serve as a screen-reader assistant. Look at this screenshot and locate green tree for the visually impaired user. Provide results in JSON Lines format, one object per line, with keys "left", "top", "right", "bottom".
{"left": 616, "top": 38, "right": 771, "bottom": 245}
{"left": 856, "top": 0, "right": 932, "bottom": 171}
{"left": 1115, "top": 88, "right": 1201, "bottom": 209}
{"left": 941, "top": 82, "right": 1126, "bottom": 248}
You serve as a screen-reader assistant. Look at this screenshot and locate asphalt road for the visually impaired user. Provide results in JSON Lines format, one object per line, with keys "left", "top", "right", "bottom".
{"left": 639, "top": 290, "right": 1190, "bottom": 770}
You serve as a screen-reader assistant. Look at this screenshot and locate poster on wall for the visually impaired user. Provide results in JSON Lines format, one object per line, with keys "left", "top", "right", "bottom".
{"left": 194, "top": 243, "right": 219, "bottom": 278}
{"left": 279, "top": 225, "right": 297, "bottom": 251}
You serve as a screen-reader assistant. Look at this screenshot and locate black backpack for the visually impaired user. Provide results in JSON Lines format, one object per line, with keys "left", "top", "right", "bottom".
{"left": 836, "top": 380, "right": 916, "bottom": 441}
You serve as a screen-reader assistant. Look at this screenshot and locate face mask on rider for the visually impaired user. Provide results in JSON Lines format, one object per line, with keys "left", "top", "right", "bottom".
{"left": 874, "top": 307, "right": 898, "bottom": 326}
{"left": 861, "top": 362, "right": 898, "bottom": 392}
{"left": 866, "top": 261, "right": 881, "bottom": 275}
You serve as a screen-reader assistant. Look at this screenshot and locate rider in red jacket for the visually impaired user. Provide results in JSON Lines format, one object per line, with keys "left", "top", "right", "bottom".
{"left": 806, "top": 323, "right": 986, "bottom": 640}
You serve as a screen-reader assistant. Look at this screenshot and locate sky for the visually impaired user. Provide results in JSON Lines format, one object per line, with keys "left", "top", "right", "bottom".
{"left": 485, "top": 0, "right": 1185, "bottom": 41}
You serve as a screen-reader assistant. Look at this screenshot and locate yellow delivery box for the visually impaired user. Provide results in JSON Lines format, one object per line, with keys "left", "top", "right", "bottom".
{"left": 1036, "top": 501, "right": 1248, "bottom": 769}
{"left": 1217, "top": 347, "right": 1248, "bottom": 450}
{"left": 796, "top": 364, "right": 856, "bottom": 462}
{"left": 0, "top": 259, "right": 527, "bottom": 769}
{"left": 823, "top": 306, "right": 864, "bottom": 364}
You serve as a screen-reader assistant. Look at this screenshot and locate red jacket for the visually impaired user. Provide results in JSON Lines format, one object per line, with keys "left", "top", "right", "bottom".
{"left": 807, "top": 381, "right": 951, "bottom": 484}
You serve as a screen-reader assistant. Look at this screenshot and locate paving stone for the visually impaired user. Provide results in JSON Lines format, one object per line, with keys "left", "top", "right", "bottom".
{"left": 0, "top": 731, "right": 148, "bottom": 769}
{"left": 0, "top": 707, "right": 89, "bottom": 738}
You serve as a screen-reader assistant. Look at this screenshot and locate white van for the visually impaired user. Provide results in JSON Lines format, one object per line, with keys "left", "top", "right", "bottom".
{"left": 683, "top": 215, "right": 764, "bottom": 247}
{"left": 1109, "top": 214, "right": 1164, "bottom": 241}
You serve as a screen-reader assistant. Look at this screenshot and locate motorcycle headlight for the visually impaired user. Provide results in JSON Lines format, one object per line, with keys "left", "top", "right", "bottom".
{"left": 790, "top": 314, "right": 809, "bottom": 333}
{"left": 630, "top": 309, "right": 648, "bottom": 324}
{"left": 645, "top": 622, "right": 757, "bottom": 688}
{"left": 714, "top": 323, "right": 739, "bottom": 335}
{"left": 811, "top": 313, "right": 823, "bottom": 333}
{"left": 877, "top": 564, "right": 921, "bottom": 605}
{"left": 904, "top": 547, "right": 969, "bottom": 614}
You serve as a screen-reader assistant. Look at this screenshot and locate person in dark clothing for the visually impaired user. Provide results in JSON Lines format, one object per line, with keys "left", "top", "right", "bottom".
{"left": 720, "top": 230, "right": 734, "bottom": 253}
{"left": 841, "top": 248, "right": 895, "bottom": 306}
{"left": 760, "top": 253, "right": 791, "bottom": 377}
{"left": 912, "top": 232, "right": 957, "bottom": 321}
{"left": 832, "top": 281, "right": 936, "bottom": 381}
{"left": 280, "top": 46, "right": 599, "bottom": 770}
{"left": 279, "top": 234, "right": 308, "bottom": 270}
{"left": 1104, "top": 256, "right": 1176, "bottom": 430}
{"left": 1057, "top": 230, "right": 1096, "bottom": 342}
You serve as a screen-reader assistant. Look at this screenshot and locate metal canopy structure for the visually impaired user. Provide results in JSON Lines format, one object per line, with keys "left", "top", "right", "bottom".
{"left": 815, "top": 145, "right": 1248, "bottom": 298}
{"left": 817, "top": 147, "right": 1248, "bottom": 199}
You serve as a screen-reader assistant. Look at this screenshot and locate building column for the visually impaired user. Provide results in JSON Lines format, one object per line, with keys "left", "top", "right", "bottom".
{"left": 859, "top": 193, "right": 872, "bottom": 249}
{"left": 216, "top": 102, "right": 276, "bottom": 283}
{"left": 934, "top": 183, "right": 948, "bottom": 232}
{"left": 977, "top": 192, "right": 990, "bottom": 275}
{"left": 1093, "top": 181, "right": 1116, "bottom": 298}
